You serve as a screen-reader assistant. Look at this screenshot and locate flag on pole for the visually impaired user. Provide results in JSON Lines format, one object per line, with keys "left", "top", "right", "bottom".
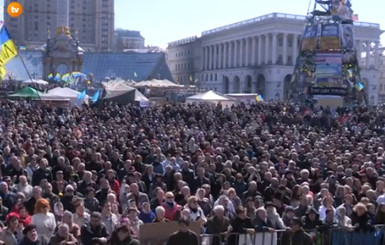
{"left": 91, "top": 89, "right": 101, "bottom": 103}
{"left": 61, "top": 73, "right": 70, "bottom": 82}
{"left": 256, "top": 94, "right": 264, "bottom": 102}
{"left": 54, "top": 73, "right": 61, "bottom": 82}
{"left": 77, "top": 89, "right": 86, "bottom": 100}
{"left": 0, "top": 26, "right": 18, "bottom": 78}
{"left": 47, "top": 73, "right": 53, "bottom": 79}
{"left": 356, "top": 82, "right": 364, "bottom": 91}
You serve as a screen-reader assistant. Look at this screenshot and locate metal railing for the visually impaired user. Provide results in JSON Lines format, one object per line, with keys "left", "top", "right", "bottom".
{"left": 199, "top": 225, "right": 385, "bottom": 245}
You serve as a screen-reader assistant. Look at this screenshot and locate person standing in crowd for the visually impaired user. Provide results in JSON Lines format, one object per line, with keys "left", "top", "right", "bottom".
{"left": 81, "top": 212, "right": 109, "bottom": 245}
{"left": 0, "top": 213, "right": 23, "bottom": 245}
{"left": 19, "top": 224, "right": 48, "bottom": 245}
{"left": 282, "top": 217, "right": 313, "bottom": 245}
{"left": 31, "top": 199, "right": 56, "bottom": 242}
{"left": 108, "top": 225, "right": 140, "bottom": 245}
{"left": 166, "top": 217, "right": 199, "bottom": 245}
{"left": 48, "top": 223, "right": 78, "bottom": 245}
{"left": 206, "top": 205, "right": 231, "bottom": 245}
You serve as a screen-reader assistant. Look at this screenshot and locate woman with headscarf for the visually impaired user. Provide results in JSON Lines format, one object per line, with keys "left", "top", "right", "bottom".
{"left": 31, "top": 198, "right": 56, "bottom": 241}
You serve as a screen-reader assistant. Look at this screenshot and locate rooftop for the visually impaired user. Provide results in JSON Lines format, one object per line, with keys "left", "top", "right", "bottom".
{"left": 201, "top": 12, "right": 381, "bottom": 36}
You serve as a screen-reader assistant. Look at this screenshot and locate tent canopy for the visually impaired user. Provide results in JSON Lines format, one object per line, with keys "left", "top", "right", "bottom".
{"left": 102, "top": 80, "right": 149, "bottom": 104}
{"left": 8, "top": 86, "right": 41, "bottom": 99}
{"left": 186, "top": 90, "right": 234, "bottom": 101}
{"left": 23, "top": 79, "right": 48, "bottom": 85}
{"left": 131, "top": 79, "right": 184, "bottom": 88}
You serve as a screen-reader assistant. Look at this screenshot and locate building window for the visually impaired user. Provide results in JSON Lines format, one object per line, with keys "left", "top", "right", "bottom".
{"left": 288, "top": 38, "right": 293, "bottom": 47}
{"left": 278, "top": 37, "right": 283, "bottom": 47}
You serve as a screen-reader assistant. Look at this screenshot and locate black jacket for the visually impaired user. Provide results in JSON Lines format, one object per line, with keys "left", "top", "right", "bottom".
{"left": 166, "top": 230, "right": 199, "bottom": 245}
{"left": 81, "top": 223, "right": 109, "bottom": 245}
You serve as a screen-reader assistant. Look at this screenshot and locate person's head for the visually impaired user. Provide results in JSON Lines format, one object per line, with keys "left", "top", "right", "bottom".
{"left": 141, "top": 202, "right": 151, "bottom": 212}
{"left": 57, "top": 223, "right": 70, "bottom": 238}
{"left": 23, "top": 224, "right": 38, "bottom": 242}
{"left": 155, "top": 206, "right": 165, "bottom": 219}
{"left": 63, "top": 210, "right": 73, "bottom": 225}
{"left": 236, "top": 206, "right": 246, "bottom": 219}
{"left": 19, "top": 175, "right": 28, "bottom": 185}
{"left": 6, "top": 212, "right": 19, "bottom": 230}
{"left": 116, "top": 225, "right": 130, "bottom": 241}
{"left": 130, "top": 183, "right": 139, "bottom": 194}
{"left": 102, "top": 201, "right": 112, "bottom": 213}
{"left": 290, "top": 217, "right": 303, "bottom": 232}
{"left": 256, "top": 207, "right": 267, "bottom": 220}
{"left": 353, "top": 202, "right": 367, "bottom": 216}
{"left": 284, "top": 206, "right": 295, "bottom": 219}
{"left": 90, "top": 212, "right": 102, "bottom": 227}
{"left": 128, "top": 206, "right": 139, "bottom": 219}
{"left": 178, "top": 217, "right": 191, "bottom": 232}
{"left": 34, "top": 198, "right": 50, "bottom": 214}
{"left": 213, "top": 205, "right": 225, "bottom": 218}
{"left": 187, "top": 196, "right": 198, "bottom": 209}
{"left": 65, "top": 185, "right": 74, "bottom": 197}
{"left": 0, "top": 182, "right": 8, "bottom": 194}
{"left": 165, "top": 192, "right": 174, "bottom": 204}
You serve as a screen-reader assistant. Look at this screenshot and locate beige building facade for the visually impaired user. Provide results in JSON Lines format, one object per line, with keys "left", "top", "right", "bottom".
{"left": 167, "top": 13, "right": 383, "bottom": 105}
{"left": 4, "top": 0, "right": 114, "bottom": 52}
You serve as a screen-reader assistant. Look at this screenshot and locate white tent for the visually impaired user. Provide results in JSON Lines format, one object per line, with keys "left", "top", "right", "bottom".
{"left": 102, "top": 80, "right": 149, "bottom": 105}
{"left": 22, "top": 79, "right": 48, "bottom": 85}
{"left": 40, "top": 87, "right": 89, "bottom": 107}
{"left": 186, "top": 90, "right": 236, "bottom": 106}
{"left": 131, "top": 79, "right": 184, "bottom": 88}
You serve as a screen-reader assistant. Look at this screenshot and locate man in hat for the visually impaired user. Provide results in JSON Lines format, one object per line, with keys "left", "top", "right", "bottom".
{"left": 282, "top": 217, "right": 313, "bottom": 245}
{"left": 166, "top": 217, "right": 199, "bottom": 245}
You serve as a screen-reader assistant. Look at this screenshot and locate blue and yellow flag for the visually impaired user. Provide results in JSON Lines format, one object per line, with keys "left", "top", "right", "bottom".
{"left": 47, "top": 73, "right": 53, "bottom": 79}
{"left": 356, "top": 82, "right": 364, "bottom": 91}
{"left": 256, "top": 94, "right": 264, "bottom": 102}
{"left": 0, "top": 26, "right": 18, "bottom": 78}
{"left": 54, "top": 73, "right": 61, "bottom": 82}
{"left": 61, "top": 73, "right": 71, "bottom": 82}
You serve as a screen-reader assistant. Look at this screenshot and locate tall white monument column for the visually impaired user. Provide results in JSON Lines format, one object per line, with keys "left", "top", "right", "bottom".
{"left": 228, "top": 42, "right": 233, "bottom": 68}
{"left": 240, "top": 39, "right": 244, "bottom": 67}
{"left": 292, "top": 35, "right": 298, "bottom": 65}
{"left": 258, "top": 36, "right": 262, "bottom": 66}
{"left": 366, "top": 41, "right": 371, "bottom": 69}
{"left": 265, "top": 34, "right": 270, "bottom": 64}
{"left": 283, "top": 33, "right": 288, "bottom": 65}
{"left": 235, "top": 41, "right": 239, "bottom": 67}
{"left": 252, "top": 37, "right": 256, "bottom": 66}
{"left": 272, "top": 33, "right": 277, "bottom": 65}
{"left": 245, "top": 38, "right": 249, "bottom": 66}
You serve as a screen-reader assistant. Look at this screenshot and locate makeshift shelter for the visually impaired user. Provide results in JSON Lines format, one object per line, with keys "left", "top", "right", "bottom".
{"left": 226, "top": 93, "right": 260, "bottom": 104}
{"left": 103, "top": 80, "right": 149, "bottom": 105}
{"left": 185, "top": 90, "right": 236, "bottom": 106}
{"left": 8, "top": 86, "right": 41, "bottom": 99}
{"left": 39, "top": 87, "right": 89, "bottom": 107}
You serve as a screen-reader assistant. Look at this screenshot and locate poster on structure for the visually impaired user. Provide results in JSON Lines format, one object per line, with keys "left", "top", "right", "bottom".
{"left": 301, "top": 24, "right": 319, "bottom": 51}
{"left": 315, "top": 53, "right": 343, "bottom": 78}
{"left": 320, "top": 23, "right": 341, "bottom": 50}
{"left": 341, "top": 24, "right": 355, "bottom": 51}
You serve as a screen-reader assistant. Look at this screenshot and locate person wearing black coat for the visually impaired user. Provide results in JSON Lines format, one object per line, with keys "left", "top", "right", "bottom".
{"left": 108, "top": 225, "right": 140, "bottom": 245}
{"left": 81, "top": 212, "right": 109, "bottom": 245}
{"left": 228, "top": 207, "right": 255, "bottom": 245}
{"left": 19, "top": 224, "right": 48, "bottom": 245}
{"left": 302, "top": 207, "right": 323, "bottom": 230}
{"left": 166, "top": 218, "right": 199, "bottom": 245}
{"left": 350, "top": 203, "right": 374, "bottom": 232}
{"left": 282, "top": 218, "right": 313, "bottom": 245}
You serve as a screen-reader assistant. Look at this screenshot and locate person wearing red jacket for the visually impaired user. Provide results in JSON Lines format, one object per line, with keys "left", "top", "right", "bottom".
{"left": 162, "top": 192, "right": 181, "bottom": 221}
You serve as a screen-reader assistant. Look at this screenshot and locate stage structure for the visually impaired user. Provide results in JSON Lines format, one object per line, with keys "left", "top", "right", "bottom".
{"left": 290, "top": 0, "right": 366, "bottom": 106}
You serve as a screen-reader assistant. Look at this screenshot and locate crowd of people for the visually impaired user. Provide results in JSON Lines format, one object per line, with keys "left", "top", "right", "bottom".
{"left": 0, "top": 100, "right": 384, "bottom": 245}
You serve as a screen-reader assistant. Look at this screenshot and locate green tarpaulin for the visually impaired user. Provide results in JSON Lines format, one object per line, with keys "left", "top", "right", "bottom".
{"left": 8, "top": 86, "right": 41, "bottom": 99}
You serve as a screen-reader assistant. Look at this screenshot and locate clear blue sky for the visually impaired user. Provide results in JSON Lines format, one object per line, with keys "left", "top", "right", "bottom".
{"left": 115, "top": 0, "right": 385, "bottom": 48}
{"left": 0, "top": 0, "right": 383, "bottom": 48}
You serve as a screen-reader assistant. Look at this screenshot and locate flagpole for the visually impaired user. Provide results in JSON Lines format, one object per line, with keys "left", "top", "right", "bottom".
{"left": 18, "top": 54, "right": 33, "bottom": 81}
